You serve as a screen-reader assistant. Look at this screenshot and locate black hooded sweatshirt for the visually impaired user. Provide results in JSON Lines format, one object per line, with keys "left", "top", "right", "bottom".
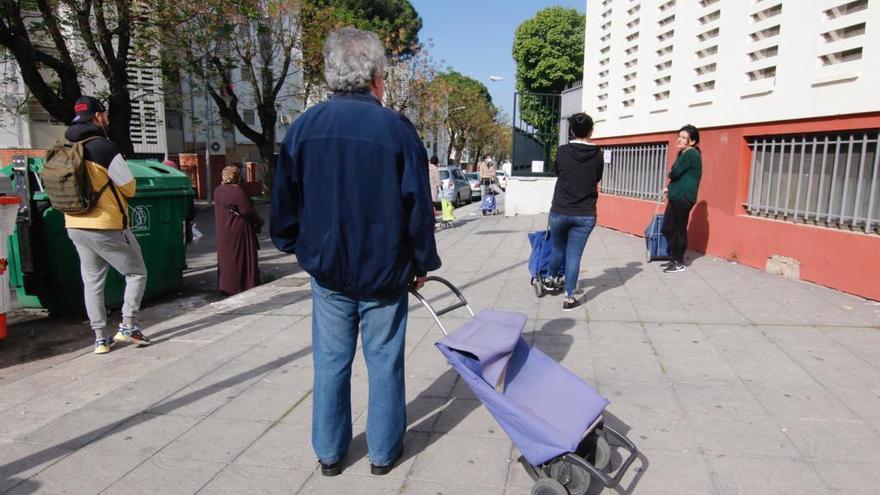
{"left": 550, "top": 142, "right": 604, "bottom": 217}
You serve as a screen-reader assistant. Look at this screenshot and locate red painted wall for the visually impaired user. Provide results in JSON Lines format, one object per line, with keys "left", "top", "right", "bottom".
{"left": 595, "top": 113, "right": 880, "bottom": 301}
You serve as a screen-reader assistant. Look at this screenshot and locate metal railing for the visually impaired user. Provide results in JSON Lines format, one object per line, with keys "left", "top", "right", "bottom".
{"left": 746, "top": 131, "right": 880, "bottom": 234}
{"left": 601, "top": 143, "right": 668, "bottom": 201}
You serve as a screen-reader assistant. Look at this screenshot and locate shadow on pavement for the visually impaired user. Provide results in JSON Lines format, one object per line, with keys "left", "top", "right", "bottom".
{"left": 577, "top": 261, "right": 643, "bottom": 304}
{"left": 0, "top": 291, "right": 314, "bottom": 492}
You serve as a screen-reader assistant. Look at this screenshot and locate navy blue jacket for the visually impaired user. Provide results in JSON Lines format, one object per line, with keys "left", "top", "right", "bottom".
{"left": 271, "top": 92, "right": 441, "bottom": 298}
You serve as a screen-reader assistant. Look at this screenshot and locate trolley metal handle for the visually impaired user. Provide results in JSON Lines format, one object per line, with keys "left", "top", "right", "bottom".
{"left": 409, "top": 276, "right": 474, "bottom": 335}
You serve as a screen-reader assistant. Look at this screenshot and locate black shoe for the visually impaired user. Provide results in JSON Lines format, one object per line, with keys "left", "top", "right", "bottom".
{"left": 562, "top": 298, "right": 582, "bottom": 312}
{"left": 320, "top": 461, "right": 342, "bottom": 477}
{"left": 663, "top": 262, "right": 686, "bottom": 273}
{"left": 370, "top": 455, "right": 400, "bottom": 476}
{"left": 660, "top": 260, "right": 674, "bottom": 269}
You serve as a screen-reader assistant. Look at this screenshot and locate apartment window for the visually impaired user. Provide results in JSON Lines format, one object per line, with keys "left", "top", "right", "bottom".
{"left": 824, "top": 0, "right": 868, "bottom": 20}
{"left": 627, "top": 4, "right": 641, "bottom": 15}
{"left": 659, "top": 0, "right": 676, "bottom": 12}
{"left": 699, "top": 0, "right": 719, "bottom": 6}
{"left": 243, "top": 109, "right": 256, "bottom": 125}
{"left": 695, "top": 63, "right": 716, "bottom": 76}
{"left": 654, "top": 91, "right": 670, "bottom": 101}
{"left": 655, "top": 60, "right": 672, "bottom": 71}
{"left": 654, "top": 75, "right": 671, "bottom": 86}
{"left": 657, "top": 29, "right": 674, "bottom": 42}
{"left": 694, "top": 81, "right": 715, "bottom": 93}
{"left": 746, "top": 131, "right": 880, "bottom": 234}
{"left": 750, "top": 25, "right": 780, "bottom": 42}
{"left": 821, "top": 22, "right": 866, "bottom": 42}
{"left": 623, "top": 85, "right": 636, "bottom": 94}
{"left": 752, "top": 4, "right": 782, "bottom": 22}
{"left": 625, "top": 45, "right": 639, "bottom": 56}
{"left": 625, "top": 31, "right": 640, "bottom": 42}
{"left": 696, "top": 46, "right": 718, "bottom": 59}
{"left": 622, "top": 98, "right": 635, "bottom": 107}
{"left": 698, "top": 28, "right": 720, "bottom": 42}
{"left": 698, "top": 10, "right": 721, "bottom": 24}
{"left": 747, "top": 67, "right": 776, "bottom": 81}
{"left": 623, "top": 72, "right": 637, "bottom": 81}
{"left": 625, "top": 59, "right": 638, "bottom": 68}
{"left": 748, "top": 46, "right": 779, "bottom": 62}
{"left": 626, "top": 18, "right": 641, "bottom": 29}
{"left": 600, "top": 33, "right": 611, "bottom": 43}
{"left": 819, "top": 47, "right": 863, "bottom": 66}
{"left": 597, "top": 105, "right": 607, "bottom": 113}
{"left": 656, "top": 45, "right": 674, "bottom": 57}
{"left": 602, "top": 143, "right": 669, "bottom": 201}
{"left": 658, "top": 14, "right": 675, "bottom": 27}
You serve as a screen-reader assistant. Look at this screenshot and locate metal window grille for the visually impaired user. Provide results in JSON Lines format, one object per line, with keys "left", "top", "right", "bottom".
{"left": 602, "top": 143, "right": 669, "bottom": 201}
{"left": 746, "top": 131, "right": 880, "bottom": 234}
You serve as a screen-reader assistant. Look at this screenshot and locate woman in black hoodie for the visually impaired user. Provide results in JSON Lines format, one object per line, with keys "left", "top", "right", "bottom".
{"left": 546, "top": 113, "right": 604, "bottom": 311}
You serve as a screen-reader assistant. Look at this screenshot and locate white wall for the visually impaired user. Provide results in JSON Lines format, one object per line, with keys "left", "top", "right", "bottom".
{"left": 503, "top": 177, "right": 557, "bottom": 217}
{"left": 583, "top": 0, "right": 880, "bottom": 138}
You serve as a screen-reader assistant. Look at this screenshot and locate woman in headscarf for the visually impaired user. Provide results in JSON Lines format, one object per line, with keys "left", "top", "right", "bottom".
{"left": 214, "top": 165, "right": 263, "bottom": 295}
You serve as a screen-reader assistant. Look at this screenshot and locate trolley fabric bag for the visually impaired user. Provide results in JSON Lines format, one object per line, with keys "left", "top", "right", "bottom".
{"left": 644, "top": 214, "right": 670, "bottom": 261}
{"left": 527, "top": 230, "right": 564, "bottom": 281}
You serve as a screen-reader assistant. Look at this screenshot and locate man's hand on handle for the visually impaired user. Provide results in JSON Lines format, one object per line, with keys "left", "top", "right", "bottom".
{"left": 413, "top": 275, "right": 427, "bottom": 290}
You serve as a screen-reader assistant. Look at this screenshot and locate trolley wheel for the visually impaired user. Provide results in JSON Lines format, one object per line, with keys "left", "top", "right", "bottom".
{"left": 531, "top": 478, "right": 567, "bottom": 495}
{"left": 533, "top": 278, "right": 545, "bottom": 298}
{"left": 593, "top": 435, "right": 611, "bottom": 471}
{"left": 550, "top": 461, "right": 591, "bottom": 495}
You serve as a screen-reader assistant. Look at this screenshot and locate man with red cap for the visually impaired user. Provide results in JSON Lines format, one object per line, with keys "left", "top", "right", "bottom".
{"left": 64, "top": 95, "right": 152, "bottom": 354}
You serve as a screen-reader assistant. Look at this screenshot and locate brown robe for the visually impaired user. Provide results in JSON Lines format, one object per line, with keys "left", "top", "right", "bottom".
{"left": 214, "top": 184, "right": 263, "bottom": 295}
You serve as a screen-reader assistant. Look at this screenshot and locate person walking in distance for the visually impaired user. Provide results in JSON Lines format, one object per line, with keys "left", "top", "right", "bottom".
{"left": 63, "top": 96, "right": 151, "bottom": 354}
{"left": 428, "top": 155, "right": 442, "bottom": 207}
{"left": 478, "top": 154, "right": 496, "bottom": 197}
{"left": 544, "top": 113, "right": 604, "bottom": 311}
{"left": 271, "top": 27, "right": 441, "bottom": 477}
{"left": 661, "top": 125, "right": 703, "bottom": 273}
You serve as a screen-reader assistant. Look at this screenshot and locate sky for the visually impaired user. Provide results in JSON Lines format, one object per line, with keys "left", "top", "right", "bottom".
{"left": 409, "top": 0, "right": 586, "bottom": 118}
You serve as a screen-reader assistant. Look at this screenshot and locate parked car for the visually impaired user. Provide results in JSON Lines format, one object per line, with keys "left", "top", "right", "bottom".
{"left": 438, "top": 166, "right": 472, "bottom": 206}
{"left": 465, "top": 173, "right": 482, "bottom": 199}
{"left": 495, "top": 170, "right": 508, "bottom": 190}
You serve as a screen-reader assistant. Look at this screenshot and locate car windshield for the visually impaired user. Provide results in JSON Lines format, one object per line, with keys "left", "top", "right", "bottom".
{"left": 496, "top": 171, "right": 506, "bottom": 176}
{"left": 466, "top": 173, "right": 479, "bottom": 180}
{"left": 439, "top": 170, "right": 450, "bottom": 180}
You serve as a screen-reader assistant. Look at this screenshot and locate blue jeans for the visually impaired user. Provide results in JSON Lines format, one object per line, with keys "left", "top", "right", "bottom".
{"left": 310, "top": 279, "right": 408, "bottom": 466}
{"left": 547, "top": 213, "right": 597, "bottom": 298}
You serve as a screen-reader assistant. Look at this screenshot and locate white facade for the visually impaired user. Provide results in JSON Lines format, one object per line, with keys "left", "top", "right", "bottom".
{"left": 0, "top": 55, "right": 167, "bottom": 155}
{"left": 583, "top": 0, "right": 880, "bottom": 138}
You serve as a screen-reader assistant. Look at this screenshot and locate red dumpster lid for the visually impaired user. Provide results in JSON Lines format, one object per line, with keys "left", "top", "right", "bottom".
{"left": 0, "top": 196, "right": 21, "bottom": 204}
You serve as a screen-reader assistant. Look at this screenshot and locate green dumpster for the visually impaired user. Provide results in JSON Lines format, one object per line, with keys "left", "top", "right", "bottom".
{"left": 4, "top": 156, "right": 195, "bottom": 316}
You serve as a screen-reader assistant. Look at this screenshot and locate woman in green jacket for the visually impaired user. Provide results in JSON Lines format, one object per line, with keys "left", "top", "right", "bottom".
{"left": 662, "top": 125, "right": 702, "bottom": 273}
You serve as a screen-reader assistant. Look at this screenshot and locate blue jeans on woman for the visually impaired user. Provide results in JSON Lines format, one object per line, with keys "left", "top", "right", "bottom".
{"left": 310, "top": 279, "right": 408, "bottom": 467}
{"left": 547, "top": 212, "right": 597, "bottom": 298}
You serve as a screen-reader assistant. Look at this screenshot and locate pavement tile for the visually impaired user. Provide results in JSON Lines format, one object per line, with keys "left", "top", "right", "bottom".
{"left": 811, "top": 460, "right": 880, "bottom": 495}
{"left": 747, "top": 385, "right": 859, "bottom": 421}
{"left": 295, "top": 473, "right": 404, "bottom": 495}
{"left": 408, "top": 433, "right": 513, "bottom": 487}
{"left": 7, "top": 449, "right": 147, "bottom": 495}
{"left": 101, "top": 457, "right": 226, "bottom": 495}
{"left": 157, "top": 417, "right": 272, "bottom": 463}
{"left": 0, "top": 442, "right": 73, "bottom": 493}
{"left": 609, "top": 447, "right": 719, "bottom": 495}
{"left": 211, "top": 382, "right": 307, "bottom": 422}
{"left": 688, "top": 413, "right": 797, "bottom": 458}
{"left": 234, "top": 420, "right": 314, "bottom": 470}
{"left": 708, "top": 454, "right": 831, "bottom": 495}
{"left": 16, "top": 407, "right": 132, "bottom": 449}
{"left": 197, "top": 464, "right": 311, "bottom": 495}
{"left": 84, "top": 413, "right": 201, "bottom": 456}
{"left": 776, "top": 417, "right": 880, "bottom": 463}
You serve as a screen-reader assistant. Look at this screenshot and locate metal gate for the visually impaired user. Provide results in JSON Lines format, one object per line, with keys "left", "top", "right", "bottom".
{"left": 511, "top": 92, "right": 561, "bottom": 176}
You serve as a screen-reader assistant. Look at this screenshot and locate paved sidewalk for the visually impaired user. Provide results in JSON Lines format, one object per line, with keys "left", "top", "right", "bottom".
{"left": 1, "top": 199, "right": 879, "bottom": 494}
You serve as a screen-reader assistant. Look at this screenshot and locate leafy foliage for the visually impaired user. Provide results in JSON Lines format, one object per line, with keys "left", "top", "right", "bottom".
{"left": 512, "top": 7, "right": 584, "bottom": 134}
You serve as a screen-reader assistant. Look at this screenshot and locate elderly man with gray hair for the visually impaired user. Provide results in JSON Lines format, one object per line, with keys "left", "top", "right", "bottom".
{"left": 271, "top": 27, "right": 441, "bottom": 477}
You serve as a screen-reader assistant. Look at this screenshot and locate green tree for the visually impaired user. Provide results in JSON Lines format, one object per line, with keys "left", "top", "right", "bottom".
{"left": 433, "top": 71, "right": 496, "bottom": 166}
{"left": 300, "top": 0, "right": 422, "bottom": 105}
{"left": 512, "top": 6, "right": 584, "bottom": 165}
{"left": 0, "top": 0, "right": 158, "bottom": 154}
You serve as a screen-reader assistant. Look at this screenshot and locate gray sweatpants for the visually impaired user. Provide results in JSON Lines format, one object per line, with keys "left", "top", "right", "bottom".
{"left": 67, "top": 229, "right": 147, "bottom": 340}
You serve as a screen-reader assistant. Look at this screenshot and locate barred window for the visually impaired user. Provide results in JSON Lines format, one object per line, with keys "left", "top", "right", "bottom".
{"left": 746, "top": 131, "right": 880, "bottom": 234}
{"left": 602, "top": 143, "right": 669, "bottom": 201}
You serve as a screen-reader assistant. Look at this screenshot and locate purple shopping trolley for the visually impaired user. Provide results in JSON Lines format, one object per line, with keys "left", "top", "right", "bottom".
{"left": 410, "top": 277, "right": 638, "bottom": 495}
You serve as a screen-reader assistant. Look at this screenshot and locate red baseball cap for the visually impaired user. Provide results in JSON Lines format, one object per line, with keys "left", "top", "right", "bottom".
{"left": 71, "top": 96, "right": 107, "bottom": 123}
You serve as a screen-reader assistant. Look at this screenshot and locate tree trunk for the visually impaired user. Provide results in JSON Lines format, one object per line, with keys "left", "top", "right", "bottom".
{"left": 106, "top": 77, "right": 135, "bottom": 156}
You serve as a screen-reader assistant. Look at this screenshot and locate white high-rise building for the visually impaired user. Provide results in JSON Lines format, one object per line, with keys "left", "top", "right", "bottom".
{"left": 581, "top": 0, "right": 880, "bottom": 301}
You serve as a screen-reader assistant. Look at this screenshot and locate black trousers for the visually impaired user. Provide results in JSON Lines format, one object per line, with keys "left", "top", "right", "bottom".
{"left": 661, "top": 199, "right": 694, "bottom": 263}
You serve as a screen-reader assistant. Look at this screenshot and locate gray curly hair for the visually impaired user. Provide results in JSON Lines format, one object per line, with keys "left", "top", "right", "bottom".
{"left": 323, "top": 27, "right": 387, "bottom": 93}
